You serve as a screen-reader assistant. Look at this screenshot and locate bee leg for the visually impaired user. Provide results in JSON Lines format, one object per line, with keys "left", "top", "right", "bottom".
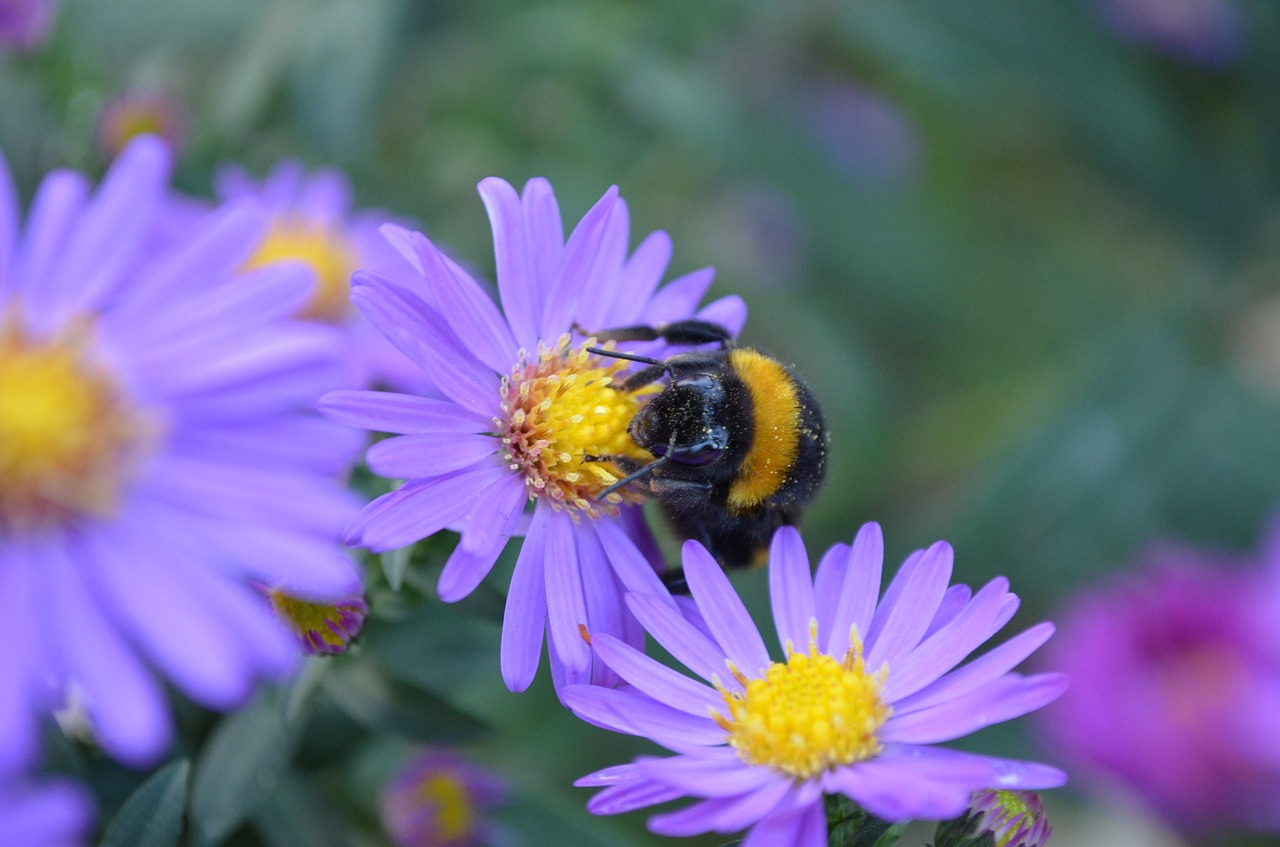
{"left": 660, "top": 567, "right": 690, "bottom": 595}
{"left": 588, "top": 319, "right": 733, "bottom": 349}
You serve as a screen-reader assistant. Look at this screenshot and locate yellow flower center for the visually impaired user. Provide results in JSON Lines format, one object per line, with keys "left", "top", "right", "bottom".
{"left": 0, "top": 318, "right": 152, "bottom": 533}
{"left": 990, "top": 791, "right": 1033, "bottom": 847}
{"left": 265, "top": 587, "right": 365, "bottom": 654}
{"left": 714, "top": 627, "right": 890, "bottom": 779}
{"left": 499, "top": 335, "right": 653, "bottom": 519}
{"left": 418, "top": 773, "right": 473, "bottom": 842}
{"left": 242, "top": 219, "right": 357, "bottom": 323}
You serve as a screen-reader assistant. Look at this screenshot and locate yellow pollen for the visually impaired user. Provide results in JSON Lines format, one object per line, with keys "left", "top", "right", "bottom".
{"left": 0, "top": 318, "right": 152, "bottom": 533}
{"left": 499, "top": 336, "right": 653, "bottom": 519}
{"left": 242, "top": 218, "right": 358, "bottom": 323}
{"left": 713, "top": 630, "right": 890, "bottom": 779}
{"left": 418, "top": 773, "right": 473, "bottom": 841}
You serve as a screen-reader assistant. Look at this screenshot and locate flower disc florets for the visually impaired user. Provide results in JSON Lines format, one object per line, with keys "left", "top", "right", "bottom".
{"left": 715, "top": 627, "right": 890, "bottom": 779}
{"left": 242, "top": 218, "right": 358, "bottom": 323}
{"left": 499, "top": 334, "right": 651, "bottom": 519}
{"left": 0, "top": 317, "right": 154, "bottom": 533}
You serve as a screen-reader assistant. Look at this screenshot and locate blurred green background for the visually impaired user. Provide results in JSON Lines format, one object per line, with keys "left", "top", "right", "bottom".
{"left": 5, "top": 0, "right": 1280, "bottom": 845}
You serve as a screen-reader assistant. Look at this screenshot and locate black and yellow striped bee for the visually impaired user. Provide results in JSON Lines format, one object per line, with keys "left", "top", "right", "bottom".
{"left": 587, "top": 319, "right": 828, "bottom": 587}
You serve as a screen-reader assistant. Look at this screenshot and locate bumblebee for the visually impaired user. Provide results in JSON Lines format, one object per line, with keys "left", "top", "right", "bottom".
{"left": 586, "top": 319, "right": 827, "bottom": 586}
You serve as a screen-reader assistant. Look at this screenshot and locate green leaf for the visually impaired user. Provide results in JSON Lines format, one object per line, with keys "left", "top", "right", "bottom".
{"left": 251, "top": 772, "right": 349, "bottom": 847}
{"left": 99, "top": 759, "right": 190, "bottom": 847}
{"left": 323, "top": 662, "right": 489, "bottom": 743}
{"left": 188, "top": 690, "right": 294, "bottom": 847}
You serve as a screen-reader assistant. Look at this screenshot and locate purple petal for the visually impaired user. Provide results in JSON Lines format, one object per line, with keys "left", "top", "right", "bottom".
{"left": 560, "top": 685, "right": 724, "bottom": 750}
{"left": 320, "top": 390, "right": 490, "bottom": 434}
{"left": 769, "top": 526, "right": 816, "bottom": 653}
{"left": 641, "top": 267, "right": 715, "bottom": 327}
{"left": 594, "top": 518, "right": 677, "bottom": 610}
{"left": 881, "top": 673, "right": 1069, "bottom": 745}
{"left": 826, "top": 759, "right": 971, "bottom": 822}
{"left": 892, "top": 622, "right": 1056, "bottom": 716}
{"left": 345, "top": 462, "right": 508, "bottom": 551}
{"left": 542, "top": 186, "right": 619, "bottom": 340}
{"left": 648, "top": 780, "right": 788, "bottom": 837}
{"left": 365, "top": 432, "right": 499, "bottom": 478}
{"left": 436, "top": 523, "right": 510, "bottom": 602}
{"left": 478, "top": 177, "right": 540, "bottom": 350}
{"left": 455, "top": 474, "right": 528, "bottom": 555}
{"left": 500, "top": 505, "right": 551, "bottom": 692}
{"left": 571, "top": 524, "right": 628, "bottom": 686}
{"left": 40, "top": 541, "right": 171, "bottom": 765}
{"left": 741, "top": 792, "right": 821, "bottom": 847}
{"left": 590, "top": 633, "right": 722, "bottom": 716}
{"left": 588, "top": 782, "right": 685, "bottom": 816}
{"left": 636, "top": 751, "right": 776, "bottom": 797}
{"left": 523, "top": 178, "right": 564, "bottom": 306}
{"left": 885, "top": 578, "right": 1013, "bottom": 702}
{"left": 627, "top": 591, "right": 733, "bottom": 686}
{"left": 543, "top": 516, "right": 592, "bottom": 686}
{"left": 572, "top": 196, "right": 631, "bottom": 329}
{"left": 0, "top": 779, "right": 93, "bottom": 847}
{"left": 0, "top": 550, "right": 39, "bottom": 772}
{"left": 350, "top": 275, "right": 498, "bottom": 417}
{"left": 824, "top": 523, "right": 883, "bottom": 657}
{"left": 0, "top": 153, "right": 16, "bottom": 297}
{"left": 866, "top": 541, "right": 953, "bottom": 670}
{"left": 576, "top": 762, "right": 641, "bottom": 788}
{"left": 389, "top": 225, "right": 518, "bottom": 373}
{"left": 878, "top": 743, "right": 1067, "bottom": 791}
{"left": 170, "top": 415, "right": 364, "bottom": 477}
{"left": 683, "top": 541, "right": 772, "bottom": 675}
{"left": 812, "top": 541, "right": 849, "bottom": 636}
{"left": 13, "top": 170, "right": 88, "bottom": 319}
{"left": 924, "top": 584, "right": 972, "bottom": 640}
{"left": 606, "top": 228, "right": 672, "bottom": 325}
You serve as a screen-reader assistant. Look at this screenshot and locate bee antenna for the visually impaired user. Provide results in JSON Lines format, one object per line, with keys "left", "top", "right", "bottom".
{"left": 584, "top": 346, "right": 669, "bottom": 368}
{"left": 596, "top": 455, "right": 669, "bottom": 500}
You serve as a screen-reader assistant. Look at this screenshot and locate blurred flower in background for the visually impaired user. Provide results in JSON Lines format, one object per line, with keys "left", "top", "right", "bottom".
{"left": 381, "top": 750, "right": 506, "bottom": 847}
{"left": 1038, "top": 527, "right": 1280, "bottom": 836}
{"left": 97, "top": 88, "right": 188, "bottom": 162}
{"left": 215, "top": 161, "right": 428, "bottom": 391}
{"left": 0, "top": 136, "right": 362, "bottom": 768}
{"left": 325, "top": 176, "right": 746, "bottom": 693}
{"left": 568, "top": 525, "right": 1066, "bottom": 843}
{"left": 0, "top": 0, "right": 55, "bottom": 53}
{"left": 934, "top": 789, "right": 1053, "bottom": 847}
{"left": 1093, "top": 0, "right": 1244, "bottom": 66}
{"left": 0, "top": 775, "right": 90, "bottom": 847}
{"left": 805, "top": 81, "right": 921, "bottom": 192}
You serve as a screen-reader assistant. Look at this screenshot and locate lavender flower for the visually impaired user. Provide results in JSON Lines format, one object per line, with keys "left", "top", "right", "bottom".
{"left": 323, "top": 177, "right": 745, "bottom": 692}
{"left": 935, "top": 789, "right": 1052, "bottom": 847}
{"left": 0, "top": 136, "right": 362, "bottom": 767}
{"left": 1094, "top": 0, "right": 1243, "bottom": 67}
{"left": 266, "top": 583, "right": 368, "bottom": 655}
{"left": 566, "top": 524, "right": 1067, "bottom": 844}
{"left": 380, "top": 750, "right": 505, "bottom": 847}
{"left": 0, "top": 775, "right": 90, "bottom": 847}
{"left": 97, "top": 89, "right": 188, "bottom": 162}
{"left": 1038, "top": 535, "right": 1280, "bottom": 835}
{"left": 215, "top": 161, "right": 428, "bottom": 391}
{"left": 0, "top": 0, "right": 55, "bottom": 52}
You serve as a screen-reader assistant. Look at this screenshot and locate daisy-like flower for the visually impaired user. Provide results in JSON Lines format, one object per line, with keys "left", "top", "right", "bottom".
{"left": 0, "top": 0, "right": 56, "bottom": 53}
{"left": 565, "top": 524, "right": 1067, "bottom": 844}
{"left": 215, "top": 161, "right": 428, "bottom": 391}
{"left": 0, "top": 136, "right": 362, "bottom": 768}
{"left": 0, "top": 774, "right": 90, "bottom": 847}
{"left": 934, "top": 789, "right": 1052, "bottom": 847}
{"left": 323, "top": 177, "right": 745, "bottom": 692}
{"left": 1038, "top": 533, "right": 1280, "bottom": 835}
{"left": 97, "top": 88, "right": 188, "bottom": 162}
{"left": 380, "top": 750, "right": 506, "bottom": 847}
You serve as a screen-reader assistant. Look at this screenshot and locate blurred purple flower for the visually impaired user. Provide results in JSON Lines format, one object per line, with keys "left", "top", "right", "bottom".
{"left": 0, "top": 136, "right": 363, "bottom": 768}
{"left": 1038, "top": 533, "right": 1280, "bottom": 834}
{"left": 960, "top": 789, "right": 1052, "bottom": 847}
{"left": 215, "top": 161, "right": 428, "bottom": 391}
{"left": 381, "top": 750, "right": 505, "bottom": 847}
{"left": 807, "top": 82, "right": 921, "bottom": 191}
{"left": 566, "top": 525, "right": 1066, "bottom": 844}
{"left": 322, "top": 177, "right": 745, "bottom": 693}
{"left": 1094, "top": 0, "right": 1243, "bottom": 66}
{"left": 0, "top": 774, "right": 90, "bottom": 847}
{"left": 97, "top": 89, "right": 189, "bottom": 162}
{"left": 0, "top": 0, "right": 55, "bottom": 53}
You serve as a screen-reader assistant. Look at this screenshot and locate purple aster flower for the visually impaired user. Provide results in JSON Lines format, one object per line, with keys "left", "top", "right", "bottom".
{"left": 97, "top": 89, "right": 189, "bottom": 162}
{"left": 1038, "top": 533, "right": 1280, "bottom": 835}
{"left": 0, "top": 774, "right": 90, "bottom": 847}
{"left": 1094, "top": 0, "right": 1243, "bottom": 67}
{"left": 0, "top": 0, "right": 55, "bottom": 53}
{"left": 935, "top": 789, "right": 1052, "bottom": 847}
{"left": 565, "top": 524, "right": 1067, "bottom": 844}
{"left": 0, "top": 136, "right": 363, "bottom": 768}
{"left": 380, "top": 750, "right": 506, "bottom": 847}
{"left": 323, "top": 177, "right": 746, "bottom": 692}
{"left": 215, "top": 161, "right": 428, "bottom": 392}
{"left": 265, "top": 582, "right": 368, "bottom": 655}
